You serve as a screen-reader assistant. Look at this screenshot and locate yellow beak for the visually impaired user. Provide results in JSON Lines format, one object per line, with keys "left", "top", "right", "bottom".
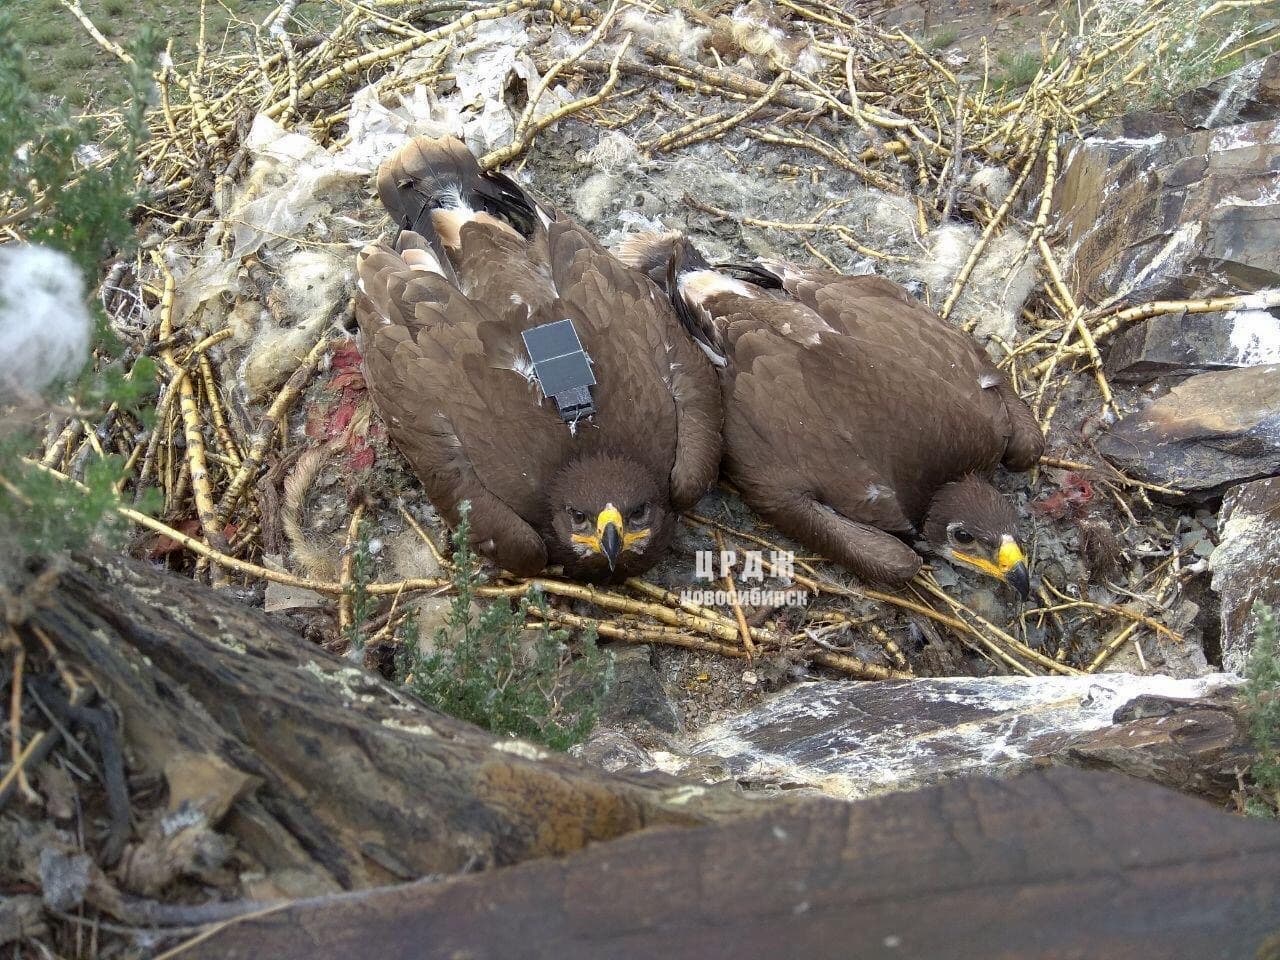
{"left": 570, "top": 504, "right": 649, "bottom": 570}
{"left": 951, "top": 535, "right": 1031, "bottom": 600}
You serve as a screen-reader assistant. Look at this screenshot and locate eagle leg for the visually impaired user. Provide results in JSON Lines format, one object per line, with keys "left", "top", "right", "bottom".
{"left": 445, "top": 489, "right": 548, "bottom": 579}
{"left": 667, "top": 374, "right": 723, "bottom": 511}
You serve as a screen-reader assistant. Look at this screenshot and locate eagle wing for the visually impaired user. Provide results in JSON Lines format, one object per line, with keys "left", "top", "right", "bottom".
{"left": 770, "top": 267, "right": 1045, "bottom": 473}
{"left": 714, "top": 319, "right": 922, "bottom": 584}
{"left": 356, "top": 242, "right": 570, "bottom": 575}
{"left": 546, "top": 222, "right": 721, "bottom": 510}
{"left": 808, "top": 282, "right": 1044, "bottom": 505}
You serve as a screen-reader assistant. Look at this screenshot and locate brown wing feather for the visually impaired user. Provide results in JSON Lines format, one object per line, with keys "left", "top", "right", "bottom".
{"left": 781, "top": 269, "right": 1039, "bottom": 474}
{"left": 807, "top": 283, "right": 1034, "bottom": 492}
{"left": 356, "top": 243, "right": 568, "bottom": 573}
{"left": 549, "top": 223, "right": 720, "bottom": 508}
{"left": 722, "top": 319, "right": 917, "bottom": 531}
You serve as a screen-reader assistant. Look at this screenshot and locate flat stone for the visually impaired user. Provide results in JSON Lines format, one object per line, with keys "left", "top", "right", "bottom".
{"left": 1095, "top": 363, "right": 1280, "bottom": 498}
{"left": 570, "top": 729, "right": 658, "bottom": 775}
{"left": 178, "top": 768, "right": 1280, "bottom": 960}
{"left": 1053, "top": 118, "right": 1280, "bottom": 306}
{"left": 684, "top": 674, "right": 1236, "bottom": 800}
{"left": 1210, "top": 475, "right": 1280, "bottom": 673}
{"left": 599, "top": 645, "right": 681, "bottom": 733}
{"left": 1107, "top": 308, "right": 1280, "bottom": 381}
{"left": 1062, "top": 690, "right": 1253, "bottom": 803}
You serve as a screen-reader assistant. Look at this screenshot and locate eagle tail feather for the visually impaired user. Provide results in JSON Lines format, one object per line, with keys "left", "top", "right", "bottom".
{"left": 376, "top": 136, "right": 541, "bottom": 240}
{"left": 614, "top": 231, "right": 728, "bottom": 366}
{"left": 613, "top": 230, "right": 685, "bottom": 287}
{"left": 715, "top": 260, "right": 785, "bottom": 289}
{"left": 666, "top": 238, "right": 727, "bottom": 366}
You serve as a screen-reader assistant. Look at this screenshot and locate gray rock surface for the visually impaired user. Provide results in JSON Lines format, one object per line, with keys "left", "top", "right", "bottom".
{"left": 683, "top": 674, "right": 1237, "bottom": 800}
{"left": 598, "top": 645, "right": 681, "bottom": 733}
{"left": 1053, "top": 117, "right": 1280, "bottom": 307}
{"left": 1210, "top": 475, "right": 1280, "bottom": 673}
{"left": 1171, "top": 52, "right": 1280, "bottom": 130}
{"left": 1063, "top": 689, "right": 1254, "bottom": 803}
{"left": 569, "top": 729, "right": 660, "bottom": 775}
{"left": 178, "top": 768, "right": 1280, "bottom": 960}
{"left": 1095, "top": 363, "right": 1280, "bottom": 497}
{"left": 1106, "top": 308, "right": 1280, "bottom": 381}
{"left": 1052, "top": 56, "right": 1280, "bottom": 322}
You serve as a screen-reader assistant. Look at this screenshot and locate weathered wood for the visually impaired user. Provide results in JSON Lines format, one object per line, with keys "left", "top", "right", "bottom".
{"left": 173, "top": 768, "right": 1280, "bottom": 960}
{"left": 29, "top": 554, "right": 760, "bottom": 893}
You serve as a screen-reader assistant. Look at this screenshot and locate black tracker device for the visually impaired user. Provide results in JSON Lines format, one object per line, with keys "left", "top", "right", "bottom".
{"left": 521, "top": 318, "right": 597, "bottom": 422}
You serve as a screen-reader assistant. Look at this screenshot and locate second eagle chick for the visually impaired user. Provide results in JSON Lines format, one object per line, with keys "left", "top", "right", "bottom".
{"left": 619, "top": 233, "right": 1044, "bottom": 598}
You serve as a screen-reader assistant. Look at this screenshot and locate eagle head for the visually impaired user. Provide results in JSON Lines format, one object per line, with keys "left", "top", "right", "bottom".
{"left": 922, "top": 475, "right": 1031, "bottom": 600}
{"left": 545, "top": 452, "right": 674, "bottom": 582}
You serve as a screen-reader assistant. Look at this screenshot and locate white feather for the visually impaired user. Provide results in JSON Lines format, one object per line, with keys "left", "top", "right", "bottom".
{"left": 693, "top": 337, "right": 727, "bottom": 367}
{"left": 439, "top": 182, "right": 469, "bottom": 212}
{"left": 401, "top": 247, "right": 444, "bottom": 276}
{"left": 0, "top": 244, "right": 92, "bottom": 402}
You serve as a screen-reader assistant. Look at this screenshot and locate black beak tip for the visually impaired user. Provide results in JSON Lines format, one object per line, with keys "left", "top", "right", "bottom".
{"left": 601, "top": 523, "right": 622, "bottom": 571}
{"left": 1007, "top": 563, "right": 1032, "bottom": 602}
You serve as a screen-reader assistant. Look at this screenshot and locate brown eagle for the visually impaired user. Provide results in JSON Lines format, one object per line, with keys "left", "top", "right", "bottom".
{"left": 355, "top": 139, "right": 721, "bottom": 581}
{"left": 619, "top": 233, "right": 1044, "bottom": 598}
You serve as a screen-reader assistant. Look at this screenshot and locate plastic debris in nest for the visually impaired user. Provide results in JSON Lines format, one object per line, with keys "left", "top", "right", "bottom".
{"left": 402, "top": 16, "right": 570, "bottom": 157}
{"left": 546, "top": 132, "right": 1039, "bottom": 346}
{"left": 224, "top": 85, "right": 457, "bottom": 260}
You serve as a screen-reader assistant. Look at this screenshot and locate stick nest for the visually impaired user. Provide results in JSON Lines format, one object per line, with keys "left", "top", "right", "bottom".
{"left": 27, "top": 0, "right": 1270, "bottom": 682}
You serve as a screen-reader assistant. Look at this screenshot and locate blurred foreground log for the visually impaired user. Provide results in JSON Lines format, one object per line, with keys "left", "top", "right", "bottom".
{"left": 176, "top": 767, "right": 1280, "bottom": 960}
{"left": 28, "top": 554, "right": 759, "bottom": 895}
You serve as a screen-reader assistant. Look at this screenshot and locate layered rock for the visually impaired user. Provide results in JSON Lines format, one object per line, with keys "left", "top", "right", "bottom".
{"left": 682, "top": 673, "right": 1237, "bottom": 800}
{"left": 1210, "top": 475, "right": 1280, "bottom": 672}
{"left": 1094, "top": 363, "right": 1280, "bottom": 498}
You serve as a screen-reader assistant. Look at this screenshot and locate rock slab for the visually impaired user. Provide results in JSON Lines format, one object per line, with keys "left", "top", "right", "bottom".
{"left": 1211, "top": 474, "right": 1280, "bottom": 672}
{"left": 1052, "top": 54, "right": 1280, "bottom": 315}
{"left": 1106, "top": 308, "right": 1280, "bottom": 381}
{"left": 1054, "top": 117, "right": 1280, "bottom": 306}
{"left": 1095, "top": 363, "right": 1280, "bottom": 497}
{"left": 683, "top": 673, "right": 1236, "bottom": 800}
{"left": 180, "top": 768, "right": 1280, "bottom": 960}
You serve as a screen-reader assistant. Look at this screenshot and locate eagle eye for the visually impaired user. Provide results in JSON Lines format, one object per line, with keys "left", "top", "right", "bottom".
{"left": 567, "top": 507, "right": 587, "bottom": 525}
{"left": 952, "top": 526, "right": 975, "bottom": 545}
{"left": 627, "top": 504, "right": 649, "bottom": 525}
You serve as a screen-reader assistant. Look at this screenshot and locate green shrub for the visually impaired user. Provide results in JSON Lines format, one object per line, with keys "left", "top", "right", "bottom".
{"left": 927, "top": 29, "right": 959, "bottom": 52}
{"left": 994, "top": 51, "right": 1043, "bottom": 92}
{"left": 398, "top": 504, "right": 612, "bottom": 750}
{"left": 1244, "top": 603, "right": 1280, "bottom": 818}
{"left": 0, "top": 12, "right": 158, "bottom": 576}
